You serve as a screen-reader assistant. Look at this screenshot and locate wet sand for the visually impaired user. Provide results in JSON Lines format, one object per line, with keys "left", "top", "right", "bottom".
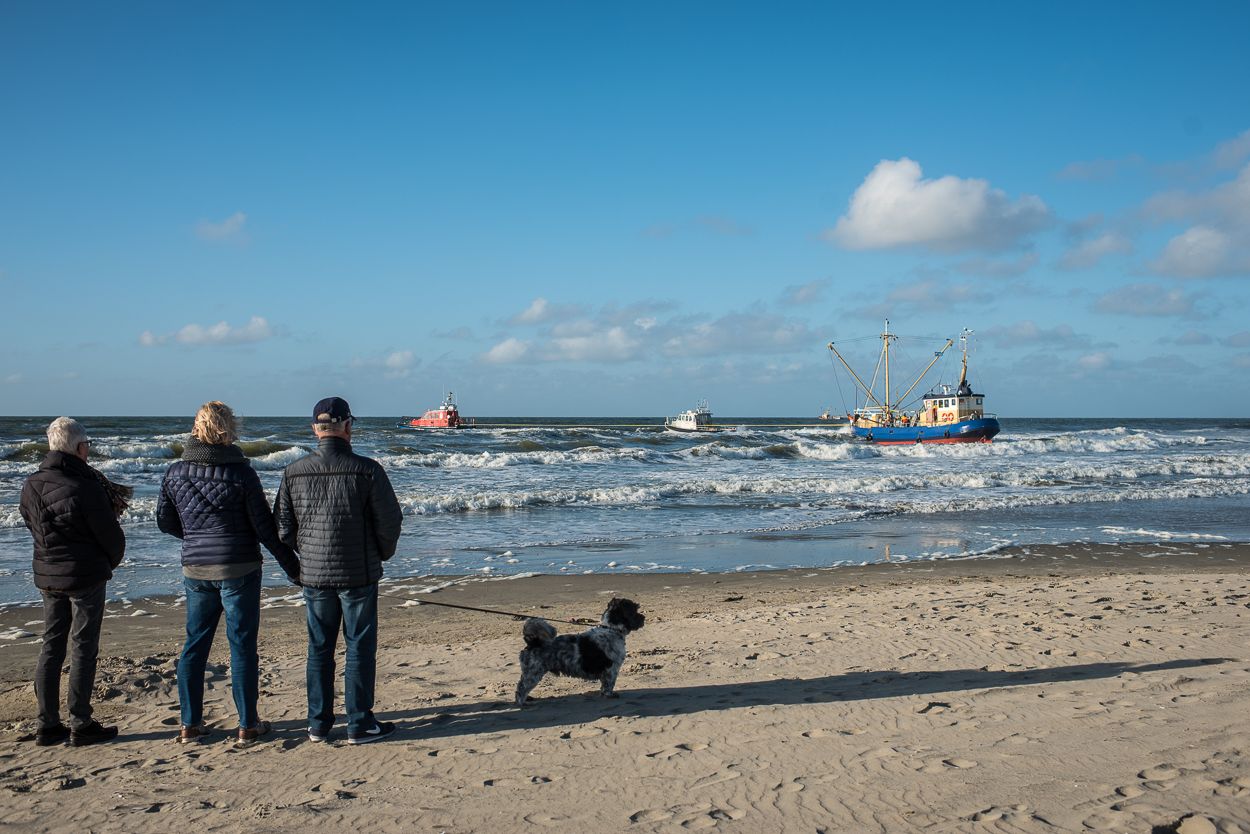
{"left": 1, "top": 542, "right": 1249, "bottom": 832}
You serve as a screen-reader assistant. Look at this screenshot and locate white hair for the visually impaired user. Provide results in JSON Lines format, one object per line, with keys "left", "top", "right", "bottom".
{"left": 47, "top": 417, "right": 88, "bottom": 453}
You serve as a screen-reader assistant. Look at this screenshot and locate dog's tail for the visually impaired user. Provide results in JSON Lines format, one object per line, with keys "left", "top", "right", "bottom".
{"left": 522, "top": 618, "right": 557, "bottom": 648}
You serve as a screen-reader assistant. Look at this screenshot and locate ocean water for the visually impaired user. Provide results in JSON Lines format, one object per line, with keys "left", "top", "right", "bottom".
{"left": 1, "top": 416, "right": 1248, "bottom": 606}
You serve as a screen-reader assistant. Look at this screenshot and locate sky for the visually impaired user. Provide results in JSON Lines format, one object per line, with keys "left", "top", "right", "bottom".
{"left": 2, "top": 2, "right": 1249, "bottom": 418}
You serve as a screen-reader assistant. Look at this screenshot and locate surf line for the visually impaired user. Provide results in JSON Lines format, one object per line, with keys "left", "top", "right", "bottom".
{"left": 377, "top": 592, "right": 594, "bottom": 626}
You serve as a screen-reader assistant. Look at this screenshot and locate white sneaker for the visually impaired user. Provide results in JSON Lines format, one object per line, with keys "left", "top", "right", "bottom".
{"left": 308, "top": 728, "right": 329, "bottom": 743}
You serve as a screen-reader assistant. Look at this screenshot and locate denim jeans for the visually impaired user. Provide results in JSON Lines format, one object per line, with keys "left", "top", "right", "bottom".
{"left": 35, "top": 582, "right": 106, "bottom": 730}
{"left": 304, "top": 583, "right": 378, "bottom": 735}
{"left": 177, "top": 570, "right": 262, "bottom": 729}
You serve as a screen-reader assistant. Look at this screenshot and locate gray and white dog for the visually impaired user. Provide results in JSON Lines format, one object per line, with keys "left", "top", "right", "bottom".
{"left": 515, "top": 598, "right": 646, "bottom": 706}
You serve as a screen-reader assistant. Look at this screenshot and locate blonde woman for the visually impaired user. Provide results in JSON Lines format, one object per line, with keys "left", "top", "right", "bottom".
{"left": 157, "top": 402, "right": 300, "bottom": 745}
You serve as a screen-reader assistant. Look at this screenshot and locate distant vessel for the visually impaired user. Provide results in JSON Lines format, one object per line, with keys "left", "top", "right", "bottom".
{"left": 400, "top": 392, "right": 473, "bottom": 429}
{"left": 827, "top": 323, "right": 1000, "bottom": 445}
{"left": 665, "top": 400, "right": 719, "bottom": 433}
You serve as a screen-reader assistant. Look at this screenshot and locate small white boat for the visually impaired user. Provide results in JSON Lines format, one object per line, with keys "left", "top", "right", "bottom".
{"left": 665, "top": 400, "right": 719, "bottom": 432}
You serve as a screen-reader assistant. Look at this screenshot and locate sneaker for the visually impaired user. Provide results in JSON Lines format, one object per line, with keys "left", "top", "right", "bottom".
{"left": 177, "top": 724, "right": 212, "bottom": 744}
{"left": 236, "top": 720, "right": 271, "bottom": 746}
{"left": 35, "top": 725, "right": 70, "bottom": 747}
{"left": 308, "top": 728, "right": 330, "bottom": 743}
{"left": 69, "top": 721, "right": 118, "bottom": 747}
{"left": 346, "top": 721, "right": 395, "bottom": 745}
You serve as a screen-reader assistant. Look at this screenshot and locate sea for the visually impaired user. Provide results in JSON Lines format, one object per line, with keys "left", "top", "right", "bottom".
{"left": 1, "top": 416, "right": 1248, "bottom": 607}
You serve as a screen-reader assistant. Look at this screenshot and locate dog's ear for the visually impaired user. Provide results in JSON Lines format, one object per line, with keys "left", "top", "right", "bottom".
{"left": 607, "top": 597, "right": 645, "bottom": 631}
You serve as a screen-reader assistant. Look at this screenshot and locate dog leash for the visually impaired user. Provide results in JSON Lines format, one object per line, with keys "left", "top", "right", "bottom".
{"left": 377, "top": 593, "right": 595, "bottom": 626}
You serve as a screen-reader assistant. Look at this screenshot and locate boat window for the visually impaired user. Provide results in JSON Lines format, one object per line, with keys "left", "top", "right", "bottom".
{"left": 976, "top": 398, "right": 982, "bottom": 405}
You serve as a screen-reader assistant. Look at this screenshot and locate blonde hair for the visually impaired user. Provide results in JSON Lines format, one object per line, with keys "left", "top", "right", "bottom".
{"left": 192, "top": 401, "right": 238, "bottom": 445}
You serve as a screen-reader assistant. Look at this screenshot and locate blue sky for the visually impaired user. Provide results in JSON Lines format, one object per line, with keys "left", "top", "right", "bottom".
{"left": 2, "top": 2, "right": 1249, "bottom": 417}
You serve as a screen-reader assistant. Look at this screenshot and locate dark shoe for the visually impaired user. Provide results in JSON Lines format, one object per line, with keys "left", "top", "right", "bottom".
{"left": 69, "top": 721, "right": 117, "bottom": 747}
{"left": 177, "top": 724, "right": 212, "bottom": 744}
{"left": 35, "top": 725, "right": 70, "bottom": 747}
{"left": 237, "top": 720, "right": 271, "bottom": 746}
{"left": 347, "top": 721, "right": 395, "bottom": 745}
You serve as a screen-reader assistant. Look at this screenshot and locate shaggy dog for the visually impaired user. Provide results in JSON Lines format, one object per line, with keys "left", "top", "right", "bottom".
{"left": 515, "top": 598, "right": 646, "bottom": 706}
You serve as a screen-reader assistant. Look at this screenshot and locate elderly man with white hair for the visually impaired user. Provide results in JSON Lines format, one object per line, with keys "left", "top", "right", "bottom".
{"left": 19, "top": 417, "right": 126, "bottom": 747}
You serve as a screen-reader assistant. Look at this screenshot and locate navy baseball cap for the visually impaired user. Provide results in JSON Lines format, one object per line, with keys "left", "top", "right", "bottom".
{"left": 312, "top": 396, "right": 354, "bottom": 425}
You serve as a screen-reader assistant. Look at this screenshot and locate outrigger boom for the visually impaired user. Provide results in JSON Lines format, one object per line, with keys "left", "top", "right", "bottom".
{"left": 828, "top": 321, "right": 1000, "bottom": 445}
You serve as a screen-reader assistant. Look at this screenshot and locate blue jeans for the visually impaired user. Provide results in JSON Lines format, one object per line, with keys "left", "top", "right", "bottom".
{"left": 177, "top": 571, "right": 262, "bottom": 729}
{"left": 304, "top": 583, "right": 378, "bottom": 735}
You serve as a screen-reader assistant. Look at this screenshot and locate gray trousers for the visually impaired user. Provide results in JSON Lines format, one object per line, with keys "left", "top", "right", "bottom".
{"left": 35, "top": 582, "right": 106, "bottom": 730}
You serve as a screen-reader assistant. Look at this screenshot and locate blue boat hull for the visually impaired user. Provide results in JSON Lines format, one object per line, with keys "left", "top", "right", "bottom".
{"left": 852, "top": 417, "right": 1000, "bottom": 445}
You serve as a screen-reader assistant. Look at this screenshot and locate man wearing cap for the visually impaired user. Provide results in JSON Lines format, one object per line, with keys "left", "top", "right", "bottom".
{"left": 275, "top": 397, "right": 404, "bottom": 744}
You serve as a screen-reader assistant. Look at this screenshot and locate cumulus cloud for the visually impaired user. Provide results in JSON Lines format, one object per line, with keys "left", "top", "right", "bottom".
{"left": 195, "top": 211, "right": 248, "bottom": 242}
{"left": 1213, "top": 129, "right": 1250, "bottom": 170}
{"left": 779, "top": 279, "right": 831, "bottom": 306}
{"left": 852, "top": 276, "right": 994, "bottom": 319}
{"left": 827, "top": 158, "right": 1051, "bottom": 252}
{"left": 1059, "top": 232, "right": 1133, "bottom": 270}
{"left": 1145, "top": 162, "right": 1250, "bottom": 277}
{"left": 141, "top": 316, "right": 274, "bottom": 347}
{"left": 1093, "top": 284, "right": 1202, "bottom": 318}
{"left": 1225, "top": 331, "right": 1250, "bottom": 348}
{"left": 483, "top": 337, "right": 530, "bottom": 364}
{"left": 954, "top": 253, "right": 1038, "bottom": 278}
{"left": 981, "top": 321, "right": 1095, "bottom": 351}
{"left": 508, "top": 298, "right": 585, "bottom": 325}
{"left": 1056, "top": 154, "right": 1144, "bottom": 182}
{"left": 660, "top": 312, "right": 816, "bottom": 358}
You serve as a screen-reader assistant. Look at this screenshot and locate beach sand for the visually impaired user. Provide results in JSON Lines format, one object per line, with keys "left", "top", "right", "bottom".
{"left": 1, "top": 543, "right": 1249, "bottom": 833}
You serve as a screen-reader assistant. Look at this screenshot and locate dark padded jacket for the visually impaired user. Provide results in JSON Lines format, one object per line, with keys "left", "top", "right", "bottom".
{"left": 274, "top": 436, "right": 403, "bottom": 589}
{"left": 156, "top": 439, "right": 299, "bottom": 580}
{"left": 20, "top": 451, "right": 126, "bottom": 593}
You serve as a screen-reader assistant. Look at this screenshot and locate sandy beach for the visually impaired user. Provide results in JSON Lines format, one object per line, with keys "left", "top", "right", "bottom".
{"left": 1, "top": 543, "right": 1249, "bottom": 833}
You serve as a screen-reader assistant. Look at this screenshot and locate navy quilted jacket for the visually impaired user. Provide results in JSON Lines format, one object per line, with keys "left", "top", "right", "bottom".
{"left": 274, "top": 436, "right": 403, "bottom": 589}
{"left": 157, "top": 439, "right": 299, "bottom": 579}
{"left": 20, "top": 451, "right": 126, "bottom": 592}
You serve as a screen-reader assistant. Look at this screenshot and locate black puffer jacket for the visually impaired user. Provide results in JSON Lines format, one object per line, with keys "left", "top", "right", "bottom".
{"left": 20, "top": 451, "right": 126, "bottom": 593}
{"left": 274, "top": 436, "right": 403, "bottom": 589}
{"left": 157, "top": 438, "right": 299, "bottom": 579}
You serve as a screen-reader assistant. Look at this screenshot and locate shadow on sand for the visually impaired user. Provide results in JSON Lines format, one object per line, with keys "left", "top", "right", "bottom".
{"left": 383, "top": 657, "right": 1230, "bottom": 742}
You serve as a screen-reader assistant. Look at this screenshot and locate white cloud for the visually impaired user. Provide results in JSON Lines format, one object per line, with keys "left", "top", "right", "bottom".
{"left": 1151, "top": 225, "right": 1243, "bottom": 278}
{"left": 982, "top": 321, "right": 1095, "bottom": 350}
{"left": 1145, "top": 162, "right": 1250, "bottom": 277}
{"left": 828, "top": 158, "right": 1051, "bottom": 252}
{"left": 1213, "top": 129, "right": 1250, "bottom": 170}
{"left": 1225, "top": 331, "right": 1250, "bottom": 348}
{"left": 1059, "top": 232, "right": 1132, "bottom": 270}
{"left": 954, "top": 252, "right": 1038, "bottom": 278}
{"left": 548, "top": 326, "right": 642, "bottom": 362}
{"left": 1093, "top": 284, "right": 1201, "bottom": 318}
{"left": 142, "top": 316, "right": 274, "bottom": 347}
{"left": 780, "top": 279, "right": 831, "bottom": 306}
{"left": 483, "top": 337, "right": 530, "bottom": 364}
{"left": 660, "top": 312, "right": 815, "bottom": 357}
{"left": 509, "top": 297, "right": 584, "bottom": 325}
{"left": 195, "top": 211, "right": 248, "bottom": 242}
{"left": 1077, "top": 352, "right": 1112, "bottom": 371}
{"left": 852, "top": 276, "right": 994, "bottom": 318}
{"left": 3, "top": 373, "right": 21, "bottom": 384}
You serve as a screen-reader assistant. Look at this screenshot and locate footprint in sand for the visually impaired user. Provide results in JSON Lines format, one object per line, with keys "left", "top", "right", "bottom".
{"left": 1139, "top": 764, "right": 1182, "bottom": 781}
{"left": 646, "top": 742, "right": 709, "bottom": 759}
{"left": 559, "top": 727, "right": 606, "bottom": 740}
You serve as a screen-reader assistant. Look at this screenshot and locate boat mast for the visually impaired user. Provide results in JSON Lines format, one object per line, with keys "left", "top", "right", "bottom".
{"left": 827, "top": 343, "right": 887, "bottom": 411}
{"left": 882, "top": 320, "right": 893, "bottom": 417}
{"left": 894, "top": 337, "right": 955, "bottom": 406}
{"left": 958, "top": 328, "right": 971, "bottom": 388}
